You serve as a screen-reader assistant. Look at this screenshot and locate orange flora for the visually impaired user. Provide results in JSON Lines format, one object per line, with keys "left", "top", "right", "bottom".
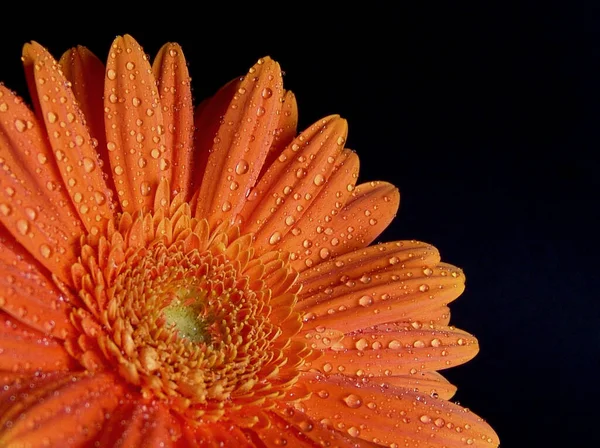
{"left": 0, "top": 35, "right": 499, "bottom": 447}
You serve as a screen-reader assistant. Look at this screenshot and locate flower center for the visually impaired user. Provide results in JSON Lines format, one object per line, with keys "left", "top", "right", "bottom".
{"left": 162, "top": 287, "right": 211, "bottom": 344}
{"left": 67, "top": 198, "right": 307, "bottom": 424}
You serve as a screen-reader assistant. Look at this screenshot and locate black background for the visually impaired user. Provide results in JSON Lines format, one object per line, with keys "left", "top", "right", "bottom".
{"left": 0, "top": 3, "right": 594, "bottom": 447}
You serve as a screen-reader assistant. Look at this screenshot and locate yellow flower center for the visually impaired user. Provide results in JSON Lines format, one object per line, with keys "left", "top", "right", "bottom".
{"left": 67, "top": 193, "right": 308, "bottom": 424}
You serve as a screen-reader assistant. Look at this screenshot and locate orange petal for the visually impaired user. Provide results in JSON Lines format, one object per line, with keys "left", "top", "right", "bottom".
{"left": 104, "top": 35, "right": 170, "bottom": 214}
{"left": 0, "top": 84, "right": 83, "bottom": 284}
{"left": 26, "top": 42, "right": 116, "bottom": 234}
{"left": 95, "top": 400, "right": 180, "bottom": 447}
{"left": 195, "top": 57, "right": 284, "bottom": 225}
{"left": 190, "top": 78, "right": 241, "bottom": 197}
{"left": 297, "top": 240, "right": 440, "bottom": 304}
{"left": 0, "top": 230, "right": 79, "bottom": 339}
{"left": 0, "top": 312, "right": 76, "bottom": 372}
{"left": 261, "top": 90, "right": 298, "bottom": 174}
{"left": 59, "top": 45, "right": 112, "bottom": 191}
{"left": 240, "top": 116, "right": 348, "bottom": 250}
{"left": 193, "top": 423, "right": 254, "bottom": 447}
{"left": 311, "top": 323, "right": 479, "bottom": 377}
{"left": 0, "top": 372, "right": 124, "bottom": 447}
{"left": 297, "top": 180, "right": 398, "bottom": 269}
{"left": 152, "top": 43, "right": 194, "bottom": 198}
{"left": 299, "top": 373, "right": 499, "bottom": 447}
{"left": 244, "top": 410, "right": 377, "bottom": 447}
{"left": 271, "top": 148, "right": 360, "bottom": 268}
{"left": 377, "top": 371, "right": 458, "bottom": 401}
{"left": 300, "top": 263, "right": 465, "bottom": 334}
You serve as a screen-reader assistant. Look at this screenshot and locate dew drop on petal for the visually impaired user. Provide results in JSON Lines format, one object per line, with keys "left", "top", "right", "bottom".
{"left": 313, "top": 174, "right": 325, "bottom": 186}
{"left": 235, "top": 159, "right": 249, "bottom": 175}
{"left": 358, "top": 295, "right": 373, "bottom": 307}
{"left": 82, "top": 157, "right": 96, "bottom": 173}
{"left": 39, "top": 244, "right": 52, "bottom": 258}
{"left": 269, "top": 231, "right": 282, "bottom": 245}
{"left": 261, "top": 87, "right": 273, "bottom": 99}
{"left": 342, "top": 394, "right": 362, "bottom": 409}
{"left": 16, "top": 219, "right": 29, "bottom": 235}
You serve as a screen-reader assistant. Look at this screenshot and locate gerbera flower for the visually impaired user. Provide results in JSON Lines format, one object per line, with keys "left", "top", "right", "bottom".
{"left": 0, "top": 35, "right": 499, "bottom": 447}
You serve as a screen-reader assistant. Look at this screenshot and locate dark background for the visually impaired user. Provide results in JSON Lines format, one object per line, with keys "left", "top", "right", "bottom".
{"left": 0, "top": 3, "right": 593, "bottom": 446}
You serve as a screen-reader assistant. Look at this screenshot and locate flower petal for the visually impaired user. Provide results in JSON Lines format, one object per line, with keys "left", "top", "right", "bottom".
{"left": 244, "top": 410, "right": 378, "bottom": 447}
{"left": 378, "top": 371, "right": 458, "bottom": 401}
{"left": 298, "top": 240, "right": 440, "bottom": 299}
{"left": 312, "top": 323, "right": 479, "bottom": 377}
{"left": 195, "top": 57, "right": 284, "bottom": 225}
{"left": 190, "top": 78, "right": 241, "bottom": 196}
{"left": 0, "top": 85, "right": 83, "bottom": 283}
{"left": 104, "top": 35, "right": 170, "bottom": 214}
{"left": 0, "top": 372, "right": 124, "bottom": 447}
{"left": 25, "top": 42, "right": 116, "bottom": 234}
{"left": 0, "top": 230, "right": 79, "bottom": 339}
{"left": 95, "top": 400, "right": 180, "bottom": 447}
{"left": 271, "top": 148, "right": 360, "bottom": 269}
{"left": 59, "top": 45, "right": 112, "bottom": 191}
{"left": 319, "top": 180, "right": 399, "bottom": 260}
{"left": 261, "top": 90, "right": 298, "bottom": 173}
{"left": 152, "top": 43, "right": 194, "bottom": 198}
{"left": 299, "top": 373, "right": 499, "bottom": 447}
{"left": 0, "top": 312, "right": 76, "bottom": 372}
{"left": 193, "top": 423, "right": 254, "bottom": 447}
{"left": 300, "top": 262, "right": 465, "bottom": 334}
{"left": 240, "top": 115, "right": 348, "bottom": 250}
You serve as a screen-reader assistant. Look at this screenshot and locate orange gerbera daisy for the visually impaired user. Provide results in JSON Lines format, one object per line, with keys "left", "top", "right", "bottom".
{"left": 0, "top": 35, "right": 499, "bottom": 447}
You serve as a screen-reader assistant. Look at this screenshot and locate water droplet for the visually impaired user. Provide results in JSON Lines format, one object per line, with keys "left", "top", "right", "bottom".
{"left": 16, "top": 219, "right": 29, "bottom": 235}
{"left": 107, "top": 69, "right": 117, "bottom": 80}
{"left": 37, "top": 153, "right": 47, "bottom": 164}
{"left": 269, "top": 231, "right": 281, "bottom": 245}
{"left": 94, "top": 192, "right": 106, "bottom": 205}
{"left": 261, "top": 87, "right": 273, "bottom": 99}
{"left": 431, "top": 338, "right": 441, "bottom": 347}
{"left": 355, "top": 338, "right": 369, "bottom": 350}
{"left": 14, "top": 119, "right": 26, "bottom": 132}
{"left": 107, "top": 141, "right": 116, "bottom": 151}
{"left": 413, "top": 340, "right": 425, "bottom": 348}
{"left": 347, "top": 427, "right": 360, "bottom": 437}
{"left": 434, "top": 418, "right": 445, "bottom": 427}
{"left": 114, "top": 166, "right": 124, "bottom": 175}
{"left": 235, "top": 159, "right": 249, "bottom": 175}
{"left": 24, "top": 208, "right": 36, "bottom": 220}
{"left": 358, "top": 295, "right": 373, "bottom": 307}
{"left": 256, "top": 106, "right": 266, "bottom": 116}
{"left": 423, "top": 267, "right": 433, "bottom": 276}
{"left": 418, "top": 284, "right": 429, "bottom": 292}
{"left": 343, "top": 394, "right": 362, "bottom": 409}
{"left": 0, "top": 204, "right": 10, "bottom": 216}
{"left": 47, "top": 112, "right": 57, "bottom": 124}
{"left": 126, "top": 61, "right": 135, "bottom": 70}
{"left": 388, "top": 340, "right": 401, "bottom": 349}
{"left": 323, "top": 363, "right": 332, "bottom": 373}
{"left": 140, "top": 182, "right": 152, "bottom": 196}
{"left": 82, "top": 157, "right": 95, "bottom": 173}
{"left": 420, "top": 415, "right": 431, "bottom": 424}
{"left": 39, "top": 245, "right": 52, "bottom": 258}
{"left": 313, "top": 174, "right": 325, "bottom": 186}
{"left": 319, "top": 248, "right": 330, "bottom": 260}
{"left": 389, "top": 256, "right": 400, "bottom": 265}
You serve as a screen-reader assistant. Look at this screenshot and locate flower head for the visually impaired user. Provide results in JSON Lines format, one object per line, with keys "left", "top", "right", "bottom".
{"left": 0, "top": 35, "right": 499, "bottom": 447}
